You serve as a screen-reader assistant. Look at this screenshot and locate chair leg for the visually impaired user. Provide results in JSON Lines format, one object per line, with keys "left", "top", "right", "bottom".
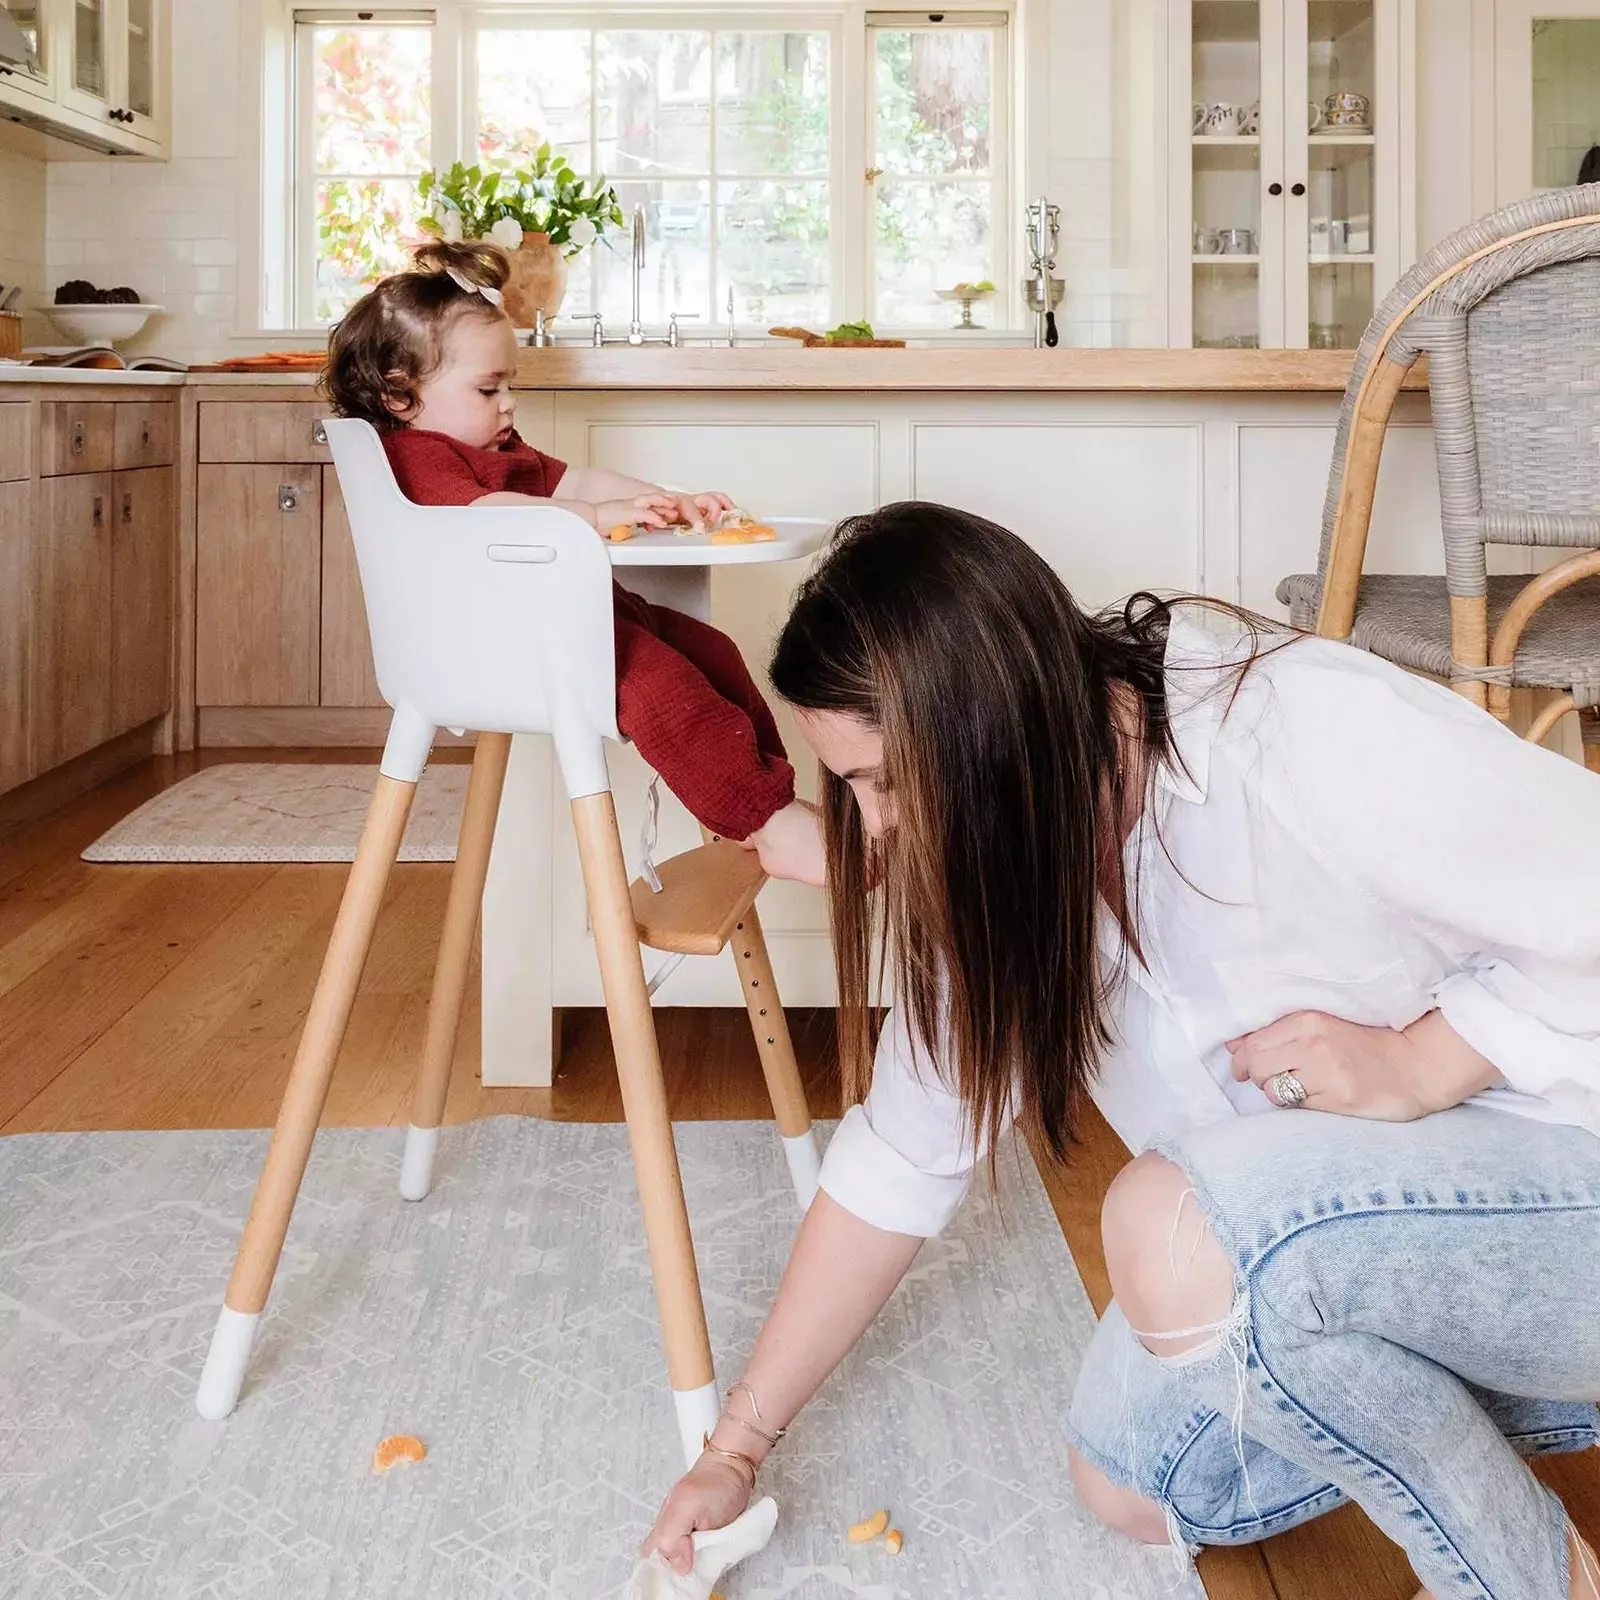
{"left": 196, "top": 775, "right": 417, "bottom": 1421}
{"left": 572, "top": 789, "right": 719, "bottom": 1468}
{"left": 730, "top": 904, "right": 820, "bottom": 1210}
{"left": 400, "top": 733, "right": 512, "bottom": 1202}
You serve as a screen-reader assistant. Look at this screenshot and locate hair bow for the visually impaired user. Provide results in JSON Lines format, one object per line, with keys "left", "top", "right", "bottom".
{"left": 445, "top": 266, "right": 504, "bottom": 307}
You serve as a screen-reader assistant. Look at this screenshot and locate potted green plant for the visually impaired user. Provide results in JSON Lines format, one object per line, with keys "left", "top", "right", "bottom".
{"left": 416, "top": 149, "right": 625, "bottom": 325}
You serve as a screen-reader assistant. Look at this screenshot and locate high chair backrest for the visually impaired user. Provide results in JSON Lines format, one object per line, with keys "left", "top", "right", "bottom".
{"left": 323, "top": 417, "right": 619, "bottom": 797}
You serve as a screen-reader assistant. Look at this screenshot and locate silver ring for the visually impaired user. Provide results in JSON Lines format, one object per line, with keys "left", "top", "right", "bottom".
{"left": 1269, "top": 1071, "right": 1308, "bottom": 1108}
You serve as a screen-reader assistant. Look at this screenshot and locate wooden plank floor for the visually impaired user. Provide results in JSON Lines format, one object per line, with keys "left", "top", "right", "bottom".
{"left": 2, "top": 751, "right": 1594, "bottom": 1599}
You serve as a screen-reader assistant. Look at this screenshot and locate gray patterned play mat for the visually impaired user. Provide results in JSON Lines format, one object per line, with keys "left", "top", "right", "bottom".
{"left": 0, "top": 1117, "right": 1199, "bottom": 1599}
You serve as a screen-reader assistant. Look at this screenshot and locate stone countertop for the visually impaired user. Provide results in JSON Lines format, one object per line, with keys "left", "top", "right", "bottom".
{"left": 183, "top": 348, "right": 1426, "bottom": 394}
{"left": 0, "top": 365, "right": 186, "bottom": 386}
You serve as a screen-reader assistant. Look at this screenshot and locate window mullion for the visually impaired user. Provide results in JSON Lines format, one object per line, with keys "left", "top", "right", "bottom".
{"left": 707, "top": 26, "right": 718, "bottom": 327}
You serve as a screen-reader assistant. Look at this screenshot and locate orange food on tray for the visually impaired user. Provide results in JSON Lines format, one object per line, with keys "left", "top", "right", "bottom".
{"left": 371, "top": 1434, "right": 427, "bottom": 1473}
{"left": 709, "top": 524, "right": 777, "bottom": 545}
{"left": 606, "top": 524, "right": 637, "bottom": 542}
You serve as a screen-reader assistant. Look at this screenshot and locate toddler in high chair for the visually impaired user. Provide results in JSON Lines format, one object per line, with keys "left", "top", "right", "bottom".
{"left": 321, "top": 240, "right": 824, "bottom": 886}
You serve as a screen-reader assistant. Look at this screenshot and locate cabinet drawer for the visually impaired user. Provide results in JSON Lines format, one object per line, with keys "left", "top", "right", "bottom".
{"left": 199, "top": 402, "right": 332, "bottom": 464}
{"left": 0, "top": 403, "right": 31, "bottom": 482}
{"left": 114, "top": 402, "right": 176, "bottom": 469}
{"left": 41, "top": 402, "right": 116, "bottom": 475}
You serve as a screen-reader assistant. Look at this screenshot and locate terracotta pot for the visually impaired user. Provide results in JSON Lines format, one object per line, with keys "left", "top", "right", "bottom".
{"left": 500, "top": 233, "right": 569, "bottom": 327}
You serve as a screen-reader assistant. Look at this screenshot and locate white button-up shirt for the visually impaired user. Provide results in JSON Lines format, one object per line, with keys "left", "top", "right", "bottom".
{"left": 817, "top": 615, "right": 1600, "bottom": 1238}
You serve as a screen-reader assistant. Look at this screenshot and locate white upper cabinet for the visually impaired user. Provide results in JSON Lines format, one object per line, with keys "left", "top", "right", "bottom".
{"left": 0, "top": 0, "right": 167, "bottom": 157}
{"left": 1169, "top": 0, "right": 1415, "bottom": 349}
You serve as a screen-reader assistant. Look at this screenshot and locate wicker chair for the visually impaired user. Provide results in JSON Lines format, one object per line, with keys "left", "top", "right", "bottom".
{"left": 1278, "top": 184, "right": 1600, "bottom": 756}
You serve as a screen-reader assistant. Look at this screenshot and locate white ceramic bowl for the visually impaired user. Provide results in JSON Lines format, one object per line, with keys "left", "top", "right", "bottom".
{"left": 44, "top": 303, "right": 165, "bottom": 347}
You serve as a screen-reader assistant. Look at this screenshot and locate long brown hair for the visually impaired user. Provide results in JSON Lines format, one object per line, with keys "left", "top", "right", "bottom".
{"left": 771, "top": 502, "right": 1224, "bottom": 1169}
{"left": 320, "top": 239, "right": 512, "bottom": 429}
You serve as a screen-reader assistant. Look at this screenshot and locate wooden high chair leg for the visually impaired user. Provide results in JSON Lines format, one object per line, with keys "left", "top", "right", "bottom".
{"left": 573, "top": 789, "right": 718, "bottom": 1469}
{"left": 731, "top": 906, "right": 820, "bottom": 1209}
{"left": 399, "top": 733, "right": 512, "bottom": 1202}
{"left": 195, "top": 774, "right": 418, "bottom": 1421}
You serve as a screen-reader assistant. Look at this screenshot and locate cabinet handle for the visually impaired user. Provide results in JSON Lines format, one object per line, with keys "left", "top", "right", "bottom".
{"left": 71, "top": 419, "right": 86, "bottom": 455}
{"left": 311, "top": 418, "right": 328, "bottom": 446}
{"left": 1291, "top": 182, "right": 1307, "bottom": 197}
{"left": 278, "top": 484, "right": 301, "bottom": 513}
{"left": 92, "top": 495, "right": 104, "bottom": 528}
{"left": 1267, "top": 182, "right": 1283, "bottom": 197}
{"left": 140, "top": 420, "right": 151, "bottom": 449}
{"left": 121, "top": 492, "right": 132, "bottom": 525}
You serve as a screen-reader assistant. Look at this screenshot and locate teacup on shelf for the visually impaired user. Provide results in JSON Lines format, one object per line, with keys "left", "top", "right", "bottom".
{"left": 1220, "top": 227, "right": 1255, "bottom": 255}
{"left": 1194, "top": 102, "right": 1245, "bottom": 137}
{"left": 1193, "top": 227, "right": 1223, "bottom": 255}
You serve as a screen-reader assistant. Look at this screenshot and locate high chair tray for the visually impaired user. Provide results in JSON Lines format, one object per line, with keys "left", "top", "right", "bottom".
{"left": 607, "top": 516, "right": 831, "bottom": 567}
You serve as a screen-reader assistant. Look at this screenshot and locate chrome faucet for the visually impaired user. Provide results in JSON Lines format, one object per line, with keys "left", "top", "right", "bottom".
{"left": 628, "top": 203, "right": 648, "bottom": 344}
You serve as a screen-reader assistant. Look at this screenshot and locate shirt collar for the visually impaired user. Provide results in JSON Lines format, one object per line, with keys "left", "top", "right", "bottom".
{"left": 1151, "top": 611, "right": 1251, "bottom": 806}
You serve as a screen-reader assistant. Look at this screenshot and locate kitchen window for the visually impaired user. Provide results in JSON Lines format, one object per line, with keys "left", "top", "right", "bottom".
{"left": 289, "top": 6, "right": 1011, "bottom": 333}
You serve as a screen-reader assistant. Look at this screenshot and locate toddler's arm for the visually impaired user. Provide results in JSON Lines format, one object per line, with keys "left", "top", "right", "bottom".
{"left": 470, "top": 487, "right": 678, "bottom": 532}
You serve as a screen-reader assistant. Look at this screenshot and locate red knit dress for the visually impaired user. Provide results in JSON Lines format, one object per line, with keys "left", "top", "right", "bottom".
{"left": 382, "top": 427, "right": 795, "bottom": 839}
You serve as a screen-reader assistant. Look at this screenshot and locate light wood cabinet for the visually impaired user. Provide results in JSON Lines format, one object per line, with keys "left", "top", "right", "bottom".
{"left": 318, "top": 468, "right": 385, "bottom": 708}
{"left": 0, "top": 404, "right": 32, "bottom": 482}
{"left": 195, "top": 465, "right": 321, "bottom": 707}
{"left": 110, "top": 465, "right": 174, "bottom": 734}
{"left": 114, "top": 401, "right": 175, "bottom": 469}
{"left": 198, "top": 402, "right": 332, "bottom": 465}
{"left": 41, "top": 401, "right": 116, "bottom": 475}
{"left": 31, "top": 472, "right": 114, "bottom": 770}
{"left": 0, "top": 480, "right": 34, "bottom": 791}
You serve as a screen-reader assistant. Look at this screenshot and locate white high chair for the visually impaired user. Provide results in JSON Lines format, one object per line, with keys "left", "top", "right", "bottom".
{"left": 196, "top": 417, "right": 822, "bottom": 1465}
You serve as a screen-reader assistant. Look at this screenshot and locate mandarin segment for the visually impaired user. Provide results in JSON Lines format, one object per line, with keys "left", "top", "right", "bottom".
{"left": 371, "top": 1433, "right": 426, "bottom": 1473}
{"left": 847, "top": 1508, "right": 889, "bottom": 1544}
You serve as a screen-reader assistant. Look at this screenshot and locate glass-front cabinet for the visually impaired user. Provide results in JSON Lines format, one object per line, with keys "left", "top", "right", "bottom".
{"left": 3, "top": 2, "right": 57, "bottom": 102}
{"left": 1495, "top": 0, "right": 1600, "bottom": 203}
{"left": 14, "top": 0, "right": 168, "bottom": 153}
{"left": 1170, "top": 0, "right": 1413, "bottom": 349}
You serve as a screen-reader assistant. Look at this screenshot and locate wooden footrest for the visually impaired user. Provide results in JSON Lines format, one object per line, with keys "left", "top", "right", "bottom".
{"left": 631, "top": 839, "right": 767, "bottom": 956}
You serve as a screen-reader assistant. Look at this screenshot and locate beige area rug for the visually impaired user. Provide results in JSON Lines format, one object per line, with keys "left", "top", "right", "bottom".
{"left": 81, "top": 764, "right": 467, "bottom": 864}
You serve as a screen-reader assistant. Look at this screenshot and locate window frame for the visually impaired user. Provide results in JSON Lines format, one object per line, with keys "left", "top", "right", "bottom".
{"left": 463, "top": 8, "right": 849, "bottom": 331}
{"left": 283, "top": 1, "right": 1015, "bottom": 334}
{"left": 864, "top": 9, "right": 1012, "bottom": 329}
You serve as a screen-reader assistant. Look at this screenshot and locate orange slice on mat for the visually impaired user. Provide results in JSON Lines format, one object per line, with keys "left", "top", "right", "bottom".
{"left": 371, "top": 1434, "right": 427, "bottom": 1473}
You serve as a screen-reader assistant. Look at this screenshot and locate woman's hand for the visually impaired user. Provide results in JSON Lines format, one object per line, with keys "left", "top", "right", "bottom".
{"left": 639, "top": 1455, "right": 752, "bottom": 1577}
{"left": 1227, "top": 1009, "right": 1499, "bottom": 1121}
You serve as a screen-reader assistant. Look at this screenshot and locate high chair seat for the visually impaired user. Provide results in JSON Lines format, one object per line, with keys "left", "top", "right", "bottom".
{"left": 631, "top": 839, "right": 767, "bottom": 956}
{"left": 196, "top": 417, "right": 822, "bottom": 1472}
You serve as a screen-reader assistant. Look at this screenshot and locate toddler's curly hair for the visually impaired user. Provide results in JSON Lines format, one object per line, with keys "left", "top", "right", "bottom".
{"left": 320, "top": 239, "right": 512, "bottom": 430}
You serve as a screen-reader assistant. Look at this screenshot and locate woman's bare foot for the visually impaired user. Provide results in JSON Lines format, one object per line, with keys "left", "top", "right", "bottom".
{"left": 746, "top": 799, "right": 826, "bottom": 886}
{"left": 1413, "top": 1528, "right": 1599, "bottom": 1600}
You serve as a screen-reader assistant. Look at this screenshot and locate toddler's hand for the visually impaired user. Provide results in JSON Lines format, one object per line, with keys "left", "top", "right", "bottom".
{"left": 593, "top": 493, "right": 677, "bottom": 533}
{"left": 665, "top": 490, "right": 735, "bottom": 532}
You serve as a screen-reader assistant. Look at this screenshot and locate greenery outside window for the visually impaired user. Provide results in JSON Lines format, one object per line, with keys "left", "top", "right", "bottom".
{"left": 291, "top": 5, "right": 1012, "bottom": 333}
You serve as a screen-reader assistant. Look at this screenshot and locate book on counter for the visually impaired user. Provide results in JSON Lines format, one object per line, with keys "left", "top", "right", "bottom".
{"left": 13, "top": 346, "right": 189, "bottom": 372}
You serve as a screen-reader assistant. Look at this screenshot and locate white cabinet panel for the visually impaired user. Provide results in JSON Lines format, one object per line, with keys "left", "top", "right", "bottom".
{"left": 912, "top": 423, "right": 1205, "bottom": 606}
{"left": 1238, "top": 416, "right": 1445, "bottom": 616}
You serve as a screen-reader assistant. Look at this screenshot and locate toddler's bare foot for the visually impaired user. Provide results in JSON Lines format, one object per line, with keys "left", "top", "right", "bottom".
{"left": 747, "top": 800, "right": 826, "bottom": 886}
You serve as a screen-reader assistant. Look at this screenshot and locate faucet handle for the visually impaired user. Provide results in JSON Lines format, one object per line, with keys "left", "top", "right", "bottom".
{"left": 666, "top": 311, "right": 700, "bottom": 348}
{"left": 573, "top": 311, "right": 605, "bottom": 346}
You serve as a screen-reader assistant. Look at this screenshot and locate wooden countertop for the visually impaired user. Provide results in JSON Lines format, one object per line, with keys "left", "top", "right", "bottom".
{"left": 185, "top": 347, "right": 1427, "bottom": 394}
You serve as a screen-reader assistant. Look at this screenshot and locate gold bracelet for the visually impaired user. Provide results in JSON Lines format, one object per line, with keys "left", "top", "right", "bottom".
{"left": 724, "top": 1380, "right": 788, "bottom": 1447}
{"left": 700, "top": 1434, "right": 759, "bottom": 1491}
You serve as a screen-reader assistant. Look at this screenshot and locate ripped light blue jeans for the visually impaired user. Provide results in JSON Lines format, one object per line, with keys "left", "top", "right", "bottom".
{"left": 1064, "top": 1105, "right": 1600, "bottom": 1599}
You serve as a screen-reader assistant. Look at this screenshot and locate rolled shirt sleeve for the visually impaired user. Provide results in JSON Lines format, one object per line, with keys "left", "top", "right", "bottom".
{"left": 817, "top": 1001, "right": 1004, "bottom": 1237}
